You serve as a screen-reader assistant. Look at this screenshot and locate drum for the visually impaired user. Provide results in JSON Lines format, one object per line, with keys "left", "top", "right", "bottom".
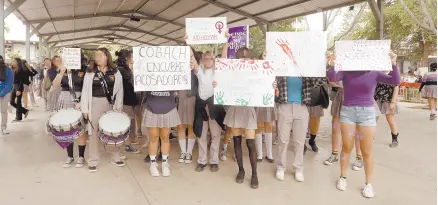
{"left": 98, "top": 111, "right": 131, "bottom": 146}
{"left": 47, "top": 109, "right": 85, "bottom": 149}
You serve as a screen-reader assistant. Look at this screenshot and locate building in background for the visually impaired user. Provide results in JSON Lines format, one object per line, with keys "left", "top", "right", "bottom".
{"left": 4, "top": 39, "right": 39, "bottom": 64}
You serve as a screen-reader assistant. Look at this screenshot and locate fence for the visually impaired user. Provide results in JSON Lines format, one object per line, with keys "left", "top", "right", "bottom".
{"left": 399, "top": 82, "right": 427, "bottom": 103}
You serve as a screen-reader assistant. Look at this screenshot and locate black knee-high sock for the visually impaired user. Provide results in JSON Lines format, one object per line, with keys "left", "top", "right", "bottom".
{"left": 309, "top": 134, "right": 316, "bottom": 144}
{"left": 78, "top": 145, "right": 86, "bottom": 158}
{"left": 246, "top": 139, "right": 257, "bottom": 177}
{"left": 67, "top": 143, "right": 74, "bottom": 158}
{"left": 233, "top": 136, "right": 243, "bottom": 172}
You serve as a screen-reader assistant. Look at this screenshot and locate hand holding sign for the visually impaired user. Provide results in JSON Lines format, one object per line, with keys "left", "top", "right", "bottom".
{"left": 185, "top": 17, "right": 228, "bottom": 45}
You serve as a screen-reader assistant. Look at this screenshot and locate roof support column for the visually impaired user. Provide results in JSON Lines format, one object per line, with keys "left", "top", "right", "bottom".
{"left": 25, "top": 23, "right": 30, "bottom": 62}
{"left": 0, "top": 0, "right": 4, "bottom": 58}
{"left": 47, "top": 43, "right": 51, "bottom": 58}
{"left": 38, "top": 36, "right": 43, "bottom": 62}
{"left": 376, "top": 0, "right": 384, "bottom": 40}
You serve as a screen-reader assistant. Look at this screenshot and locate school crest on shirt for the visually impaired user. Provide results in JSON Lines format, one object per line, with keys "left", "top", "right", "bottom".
{"left": 78, "top": 72, "right": 84, "bottom": 78}
{"left": 109, "top": 75, "right": 115, "bottom": 81}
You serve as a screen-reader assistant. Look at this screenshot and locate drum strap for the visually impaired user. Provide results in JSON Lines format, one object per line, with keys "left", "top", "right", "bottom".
{"left": 96, "top": 70, "right": 114, "bottom": 105}
{"left": 67, "top": 70, "right": 79, "bottom": 103}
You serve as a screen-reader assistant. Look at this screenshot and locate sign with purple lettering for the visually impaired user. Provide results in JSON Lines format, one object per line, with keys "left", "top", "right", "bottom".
{"left": 133, "top": 46, "right": 191, "bottom": 91}
{"left": 186, "top": 17, "right": 228, "bottom": 44}
{"left": 227, "top": 26, "right": 249, "bottom": 59}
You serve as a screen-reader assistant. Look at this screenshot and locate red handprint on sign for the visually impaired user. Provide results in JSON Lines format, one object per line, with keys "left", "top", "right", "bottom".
{"left": 275, "top": 39, "right": 298, "bottom": 66}
{"left": 262, "top": 61, "right": 274, "bottom": 74}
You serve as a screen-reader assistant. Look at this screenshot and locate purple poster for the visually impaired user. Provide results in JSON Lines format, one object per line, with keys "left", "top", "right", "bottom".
{"left": 227, "top": 25, "right": 249, "bottom": 59}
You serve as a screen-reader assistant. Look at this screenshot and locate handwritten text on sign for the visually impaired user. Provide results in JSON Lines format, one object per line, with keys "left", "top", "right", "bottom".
{"left": 266, "top": 31, "right": 327, "bottom": 77}
{"left": 185, "top": 17, "right": 227, "bottom": 45}
{"left": 62, "top": 48, "right": 81, "bottom": 70}
{"left": 133, "top": 46, "right": 191, "bottom": 91}
{"left": 214, "top": 59, "right": 275, "bottom": 107}
{"left": 227, "top": 26, "right": 249, "bottom": 59}
{"left": 335, "top": 40, "right": 392, "bottom": 71}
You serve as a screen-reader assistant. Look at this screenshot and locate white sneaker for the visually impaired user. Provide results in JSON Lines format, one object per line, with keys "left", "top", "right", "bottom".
{"left": 336, "top": 178, "right": 347, "bottom": 191}
{"left": 120, "top": 154, "right": 126, "bottom": 160}
{"left": 184, "top": 153, "right": 192, "bottom": 164}
{"left": 362, "top": 184, "right": 375, "bottom": 198}
{"left": 178, "top": 153, "right": 186, "bottom": 163}
{"left": 294, "top": 172, "right": 304, "bottom": 182}
{"left": 352, "top": 157, "right": 364, "bottom": 171}
{"left": 162, "top": 161, "right": 171, "bottom": 177}
{"left": 275, "top": 169, "right": 285, "bottom": 181}
{"left": 75, "top": 157, "right": 85, "bottom": 168}
{"left": 220, "top": 149, "right": 227, "bottom": 161}
{"left": 63, "top": 157, "right": 74, "bottom": 168}
{"left": 1, "top": 129, "right": 9, "bottom": 135}
{"left": 150, "top": 162, "right": 160, "bottom": 177}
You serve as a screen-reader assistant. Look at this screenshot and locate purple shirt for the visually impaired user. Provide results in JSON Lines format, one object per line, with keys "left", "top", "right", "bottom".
{"left": 328, "top": 65, "right": 400, "bottom": 107}
{"left": 423, "top": 72, "right": 437, "bottom": 82}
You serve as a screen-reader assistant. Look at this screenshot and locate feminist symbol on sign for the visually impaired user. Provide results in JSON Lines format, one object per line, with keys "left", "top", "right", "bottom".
{"left": 215, "top": 21, "right": 224, "bottom": 34}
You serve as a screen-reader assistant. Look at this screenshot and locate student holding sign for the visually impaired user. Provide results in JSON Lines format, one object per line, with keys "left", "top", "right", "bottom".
{"left": 328, "top": 51, "right": 400, "bottom": 198}
{"left": 255, "top": 51, "right": 276, "bottom": 163}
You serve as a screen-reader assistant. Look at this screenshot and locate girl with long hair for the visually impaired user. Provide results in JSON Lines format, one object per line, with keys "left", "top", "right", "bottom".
{"left": 10, "top": 58, "right": 29, "bottom": 122}
{"left": 328, "top": 51, "right": 400, "bottom": 198}
{"left": 47, "top": 56, "right": 62, "bottom": 111}
{"left": 52, "top": 52, "right": 87, "bottom": 168}
{"left": 80, "top": 48, "right": 124, "bottom": 173}
{"left": 115, "top": 49, "right": 141, "bottom": 154}
{"left": 420, "top": 63, "right": 437, "bottom": 120}
{"left": 22, "top": 60, "right": 38, "bottom": 109}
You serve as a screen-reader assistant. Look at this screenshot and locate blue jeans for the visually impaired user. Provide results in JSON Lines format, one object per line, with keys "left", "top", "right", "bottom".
{"left": 340, "top": 105, "right": 376, "bottom": 127}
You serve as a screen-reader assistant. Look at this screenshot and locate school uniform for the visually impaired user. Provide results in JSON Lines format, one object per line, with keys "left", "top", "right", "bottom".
{"left": 142, "top": 91, "right": 180, "bottom": 128}
{"left": 56, "top": 71, "right": 84, "bottom": 110}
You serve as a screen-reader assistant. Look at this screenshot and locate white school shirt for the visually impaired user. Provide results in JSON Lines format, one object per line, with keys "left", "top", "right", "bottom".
{"left": 196, "top": 66, "right": 214, "bottom": 100}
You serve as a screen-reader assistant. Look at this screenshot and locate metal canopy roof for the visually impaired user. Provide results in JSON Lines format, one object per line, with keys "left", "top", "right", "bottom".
{"left": 7, "top": 0, "right": 365, "bottom": 49}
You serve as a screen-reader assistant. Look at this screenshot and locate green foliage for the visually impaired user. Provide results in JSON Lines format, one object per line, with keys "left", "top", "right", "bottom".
{"left": 347, "top": 0, "right": 437, "bottom": 58}
{"left": 7, "top": 50, "right": 22, "bottom": 59}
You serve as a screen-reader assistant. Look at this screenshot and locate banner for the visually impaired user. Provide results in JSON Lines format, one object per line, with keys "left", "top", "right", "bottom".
{"left": 266, "top": 31, "right": 327, "bottom": 77}
{"left": 335, "top": 40, "right": 392, "bottom": 71}
{"left": 133, "top": 46, "right": 191, "bottom": 91}
{"left": 227, "top": 25, "right": 249, "bottom": 59}
{"left": 185, "top": 17, "right": 227, "bottom": 44}
{"left": 62, "top": 48, "right": 81, "bottom": 70}
{"left": 214, "top": 58, "right": 275, "bottom": 107}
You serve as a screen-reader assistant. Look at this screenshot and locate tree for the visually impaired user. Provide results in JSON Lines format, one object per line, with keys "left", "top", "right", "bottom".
{"left": 7, "top": 50, "right": 22, "bottom": 59}
{"left": 98, "top": 44, "right": 124, "bottom": 60}
{"left": 348, "top": 0, "right": 437, "bottom": 64}
{"left": 399, "top": 0, "right": 437, "bottom": 34}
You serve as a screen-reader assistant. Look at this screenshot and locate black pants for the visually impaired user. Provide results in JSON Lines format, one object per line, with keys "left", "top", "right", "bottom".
{"left": 10, "top": 86, "right": 28, "bottom": 120}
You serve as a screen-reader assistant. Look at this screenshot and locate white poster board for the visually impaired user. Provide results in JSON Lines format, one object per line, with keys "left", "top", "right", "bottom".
{"left": 185, "top": 17, "right": 228, "bottom": 45}
{"left": 335, "top": 40, "right": 392, "bottom": 71}
{"left": 133, "top": 46, "right": 191, "bottom": 91}
{"left": 62, "top": 48, "right": 81, "bottom": 70}
{"left": 214, "top": 58, "right": 275, "bottom": 107}
{"left": 266, "top": 31, "right": 327, "bottom": 77}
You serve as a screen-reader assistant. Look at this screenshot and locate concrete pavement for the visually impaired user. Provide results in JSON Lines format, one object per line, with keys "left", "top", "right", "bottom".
{"left": 0, "top": 100, "right": 436, "bottom": 205}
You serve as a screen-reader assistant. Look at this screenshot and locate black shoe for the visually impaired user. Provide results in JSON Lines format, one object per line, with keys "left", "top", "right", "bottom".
{"left": 389, "top": 140, "right": 398, "bottom": 148}
{"left": 236, "top": 170, "right": 245, "bottom": 184}
{"left": 265, "top": 156, "right": 274, "bottom": 163}
{"left": 144, "top": 155, "right": 151, "bottom": 163}
{"left": 88, "top": 166, "right": 97, "bottom": 173}
{"left": 251, "top": 175, "right": 259, "bottom": 189}
{"left": 309, "top": 141, "right": 318, "bottom": 152}
{"left": 195, "top": 164, "right": 206, "bottom": 172}
{"left": 24, "top": 111, "right": 29, "bottom": 119}
{"left": 210, "top": 164, "right": 219, "bottom": 172}
{"left": 303, "top": 145, "right": 307, "bottom": 154}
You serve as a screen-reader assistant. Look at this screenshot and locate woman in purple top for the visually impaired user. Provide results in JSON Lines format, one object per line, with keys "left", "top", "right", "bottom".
{"left": 328, "top": 51, "right": 400, "bottom": 198}
{"left": 419, "top": 63, "right": 437, "bottom": 120}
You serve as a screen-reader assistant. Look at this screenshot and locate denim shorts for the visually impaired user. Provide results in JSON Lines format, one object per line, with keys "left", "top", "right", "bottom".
{"left": 340, "top": 105, "right": 376, "bottom": 126}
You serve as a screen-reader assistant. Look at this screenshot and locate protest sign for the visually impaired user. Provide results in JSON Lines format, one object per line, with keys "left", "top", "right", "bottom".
{"left": 185, "top": 17, "right": 227, "bottom": 44}
{"left": 335, "top": 40, "right": 392, "bottom": 71}
{"left": 214, "top": 58, "right": 275, "bottom": 107}
{"left": 62, "top": 48, "right": 81, "bottom": 70}
{"left": 266, "top": 31, "right": 327, "bottom": 77}
{"left": 227, "top": 25, "right": 249, "bottom": 59}
{"left": 133, "top": 46, "right": 191, "bottom": 91}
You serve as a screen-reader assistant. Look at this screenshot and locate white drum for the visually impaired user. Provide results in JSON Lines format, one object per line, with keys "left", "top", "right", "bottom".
{"left": 98, "top": 111, "right": 131, "bottom": 146}
{"left": 47, "top": 108, "right": 85, "bottom": 149}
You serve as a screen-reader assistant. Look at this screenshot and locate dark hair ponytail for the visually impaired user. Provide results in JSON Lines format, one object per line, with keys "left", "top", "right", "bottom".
{"left": 115, "top": 49, "right": 132, "bottom": 70}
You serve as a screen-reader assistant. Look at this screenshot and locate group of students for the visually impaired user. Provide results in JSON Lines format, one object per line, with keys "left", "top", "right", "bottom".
{"left": 0, "top": 34, "right": 417, "bottom": 199}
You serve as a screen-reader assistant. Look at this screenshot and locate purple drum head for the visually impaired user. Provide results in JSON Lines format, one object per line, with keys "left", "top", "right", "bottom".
{"left": 52, "top": 129, "right": 80, "bottom": 149}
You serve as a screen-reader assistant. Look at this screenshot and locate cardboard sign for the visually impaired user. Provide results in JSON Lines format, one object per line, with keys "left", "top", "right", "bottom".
{"left": 185, "top": 17, "right": 228, "bottom": 44}
{"left": 62, "top": 48, "right": 81, "bottom": 70}
{"left": 266, "top": 31, "right": 327, "bottom": 77}
{"left": 133, "top": 46, "right": 191, "bottom": 91}
{"left": 335, "top": 40, "right": 392, "bottom": 71}
{"left": 214, "top": 58, "right": 275, "bottom": 107}
{"left": 227, "top": 26, "right": 249, "bottom": 59}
